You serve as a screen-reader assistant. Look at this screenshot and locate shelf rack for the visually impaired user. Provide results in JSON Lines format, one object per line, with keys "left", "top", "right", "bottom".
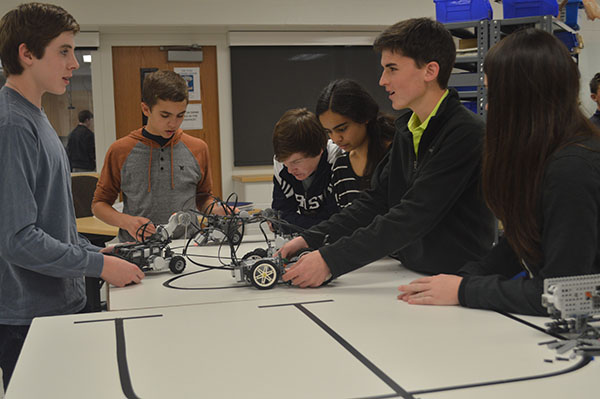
{"left": 445, "top": 19, "right": 489, "bottom": 116}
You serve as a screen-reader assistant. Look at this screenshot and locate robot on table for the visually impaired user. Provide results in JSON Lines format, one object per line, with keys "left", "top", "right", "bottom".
{"left": 110, "top": 211, "right": 191, "bottom": 274}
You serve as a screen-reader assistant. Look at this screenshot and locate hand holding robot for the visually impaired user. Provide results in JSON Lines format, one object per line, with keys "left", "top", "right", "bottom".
{"left": 107, "top": 211, "right": 192, "bottom": 275}
{"left": 105, "top": 193, "right": 318, "bottom": 290}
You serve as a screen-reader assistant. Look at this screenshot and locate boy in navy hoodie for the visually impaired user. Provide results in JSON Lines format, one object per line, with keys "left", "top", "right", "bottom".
{"left": 272, "top": 108, "right": 342, "bottom": 230}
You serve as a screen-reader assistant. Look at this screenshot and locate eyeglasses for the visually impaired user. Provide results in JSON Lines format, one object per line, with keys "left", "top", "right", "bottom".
{"left": 284, "top": 157, "right": 309, "bottom": 167}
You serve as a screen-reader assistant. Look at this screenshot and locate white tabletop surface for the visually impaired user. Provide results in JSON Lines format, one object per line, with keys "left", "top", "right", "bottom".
{"left": 107, "top": 238, "right": 422, "bottom": 312}
{"left": 6, "top": 239, "right": 599, "bottom": 398}
{"left": 7, "top": 288, "right": 598, "bottom": 398}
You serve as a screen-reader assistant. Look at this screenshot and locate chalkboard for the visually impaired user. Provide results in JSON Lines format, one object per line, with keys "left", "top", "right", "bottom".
{"left": 230, "top": 46, "right": 399, "bottom": 166}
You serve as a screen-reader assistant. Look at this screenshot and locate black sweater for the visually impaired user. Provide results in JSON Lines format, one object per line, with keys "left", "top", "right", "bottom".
{"left": 66, "top": 124, "right": 95, "bottom": 170}
{"left": 302, "top": 89, "right": 495, "bottom": 278}
{"left": 591, "top": 110, "right": 600, "bottom": 129}
{"left": 459, "top": 138, "right": 600, "bottom": 316}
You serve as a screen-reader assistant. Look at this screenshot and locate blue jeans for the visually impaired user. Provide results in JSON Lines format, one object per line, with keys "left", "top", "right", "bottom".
{"left": 0, "top": 324, "right": 30, "bottom": 391}
{"left": 0, "top": 301, "right": 93, "bottom": 391}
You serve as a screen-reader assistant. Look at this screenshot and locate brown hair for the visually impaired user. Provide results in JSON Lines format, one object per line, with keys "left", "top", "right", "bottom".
{"left": 142, "top": 70, "right": 189, "bottom": 109}
{"left": 483, "top": 28, "right": 599, "bottom": 265}
{"left": 78, "top": 109, "right": 93, "bottom": 123}
{"left": 0, "top": 3, "right": 79, "bottom": 77}
{"left": 590, "top": 72, "right": 600, "bottom": 95}
{"left": 373, "top": 18, "right": 455, "bottom": 89}
{"left": 272, "top": 108, "right": 327, "bottom": 161}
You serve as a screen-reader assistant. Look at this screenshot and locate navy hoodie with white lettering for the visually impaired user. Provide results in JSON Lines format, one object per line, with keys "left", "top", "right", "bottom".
{"left": 272, "top": 141, "right": 342, "bottom": 230}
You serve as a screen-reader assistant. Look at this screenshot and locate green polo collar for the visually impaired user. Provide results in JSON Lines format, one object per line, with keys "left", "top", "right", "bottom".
{"left": 407, "top": 89, "right": 449, "bottom": 156}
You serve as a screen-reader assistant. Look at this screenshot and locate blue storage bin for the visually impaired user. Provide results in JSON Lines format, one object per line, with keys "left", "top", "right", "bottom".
{"left": 434, "top": 0, "right": 493, "bottom": 23}
{"left": 462, "top": 101, "right": 478, "bottom": 114}
{"left": 503, "top": 0, "right": 559, "bottom": 19}
{"left": 454, "top": 86, "right": 478, "bottom": 92}
{"left": 564, "top": 0, "right": 582, "bottom": 29}
{"left": 554, "top": 31, "right": 579, "bottom": 53}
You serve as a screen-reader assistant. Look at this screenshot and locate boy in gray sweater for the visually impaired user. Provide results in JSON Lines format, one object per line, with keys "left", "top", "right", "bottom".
{"left": 0, "top": 3, "right": 143, "bottom": 390}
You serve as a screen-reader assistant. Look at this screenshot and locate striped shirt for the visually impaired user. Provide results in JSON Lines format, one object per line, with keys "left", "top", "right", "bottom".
{"left": 331, "top": 153, "right": 370, "bottom": 209}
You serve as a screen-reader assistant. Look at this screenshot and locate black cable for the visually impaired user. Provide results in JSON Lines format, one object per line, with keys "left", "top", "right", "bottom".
{"left": 134, "top": 220, "right": 154, "bottom": 243}
{"left": 181, "top": 231, "right": 234, "bottom": 270}
{"left": 184, "top": 253, "right": 234, "bottom": 261}
{"left": 258, "top": 221, "right": 270, "bottom": 243}
{"left": 178, "top": 200, "right": 308, "bottom": 275}
{"left": 408, "top": 355, "right": 593, "bottom": 395}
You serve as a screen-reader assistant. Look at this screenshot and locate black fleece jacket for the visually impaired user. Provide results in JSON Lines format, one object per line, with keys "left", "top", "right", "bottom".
{"left": 302, "top": 89, "right": 495, "bottom": 278}
{"left": 458, "top": 138, "right": 600, "bottom": 316}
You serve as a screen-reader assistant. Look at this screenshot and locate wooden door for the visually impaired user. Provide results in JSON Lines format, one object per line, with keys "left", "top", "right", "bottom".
{"left": 111, "top": 46, "right": 222, "bottom": 198}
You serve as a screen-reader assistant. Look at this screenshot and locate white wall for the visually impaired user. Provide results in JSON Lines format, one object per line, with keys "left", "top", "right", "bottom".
{"left": 1, "top": 1, "right": 599, "bottom": 198}
{"left": 578, "top": 16, "right": 600, "bottom": 117}
{"left": 0, "top": 0, "right": 433, "bottom": 28}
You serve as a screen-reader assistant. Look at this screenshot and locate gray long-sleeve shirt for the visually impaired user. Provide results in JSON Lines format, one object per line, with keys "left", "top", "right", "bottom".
{"left": 0, "top": 86, "right": 103, "bottom": 325}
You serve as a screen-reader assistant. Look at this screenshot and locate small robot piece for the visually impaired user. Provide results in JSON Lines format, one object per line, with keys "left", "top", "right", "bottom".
{"left": 247, "top": 259, "right": 281, "bottom": 290}
{"left": 194, "top": 212, "right": 245, "bottom": 246}
{"left": 541, "top": 274, "right": 600, "bottom": 357}
{"left": 110, "top": 211, "right": 191, "bottom": 274}
{"left": 179, "top": 204, "right": 307, "bottom": 289}
{"left": 542, "top": 273, "right": 600, "bottom": 325}
{"left": 233, "top": 246, "right": 311, "bottom": 290}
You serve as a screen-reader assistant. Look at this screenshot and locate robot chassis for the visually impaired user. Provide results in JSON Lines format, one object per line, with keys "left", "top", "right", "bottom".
{"left": 192, "top": 208, "right": 308, "bottom": 290}
{"left": 110, "top": 206, "right": 309, "bottom": 288}
{"left": 541, "top": 273, "right": 600, "bottom": 357}
{"left": 110, "top": 211, "right": 191, "bottom": 274}
{"left": 232, "top": 233, "right": 309, "bottom": 290}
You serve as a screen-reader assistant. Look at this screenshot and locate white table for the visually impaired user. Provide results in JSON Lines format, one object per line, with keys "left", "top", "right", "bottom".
{"left": 8, "top": 287, "right": 599, "bottom": 398}
{"left": 7, "top": 239, "right": 599, "bottom": 398}
{"left": 107, "top": 238, "right": 421, "bottom": 312}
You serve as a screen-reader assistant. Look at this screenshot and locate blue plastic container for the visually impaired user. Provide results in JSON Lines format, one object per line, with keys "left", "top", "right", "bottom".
{"left": 454, "top": 86, "right": 478, "bottom": 92}
{"left": 554, "top": 31, "right": 579, "bottom": 53}
{"left": 564, "top": 0, "right": 582, "bottom": 29}
{"left": 462, "top": 101, "right": 478, "bottom": 114}
{"left": 434, "top": 0, "right": 493, "bottom": 23}
{"left": 503, "top": 0, "right": 559, "bottom": 19}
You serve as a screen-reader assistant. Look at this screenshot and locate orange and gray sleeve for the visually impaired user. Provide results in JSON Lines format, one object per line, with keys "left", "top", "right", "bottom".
{"left": 180, "top": 135, "right": 214, "bottom": 210}
{"left": 92, "top": 137, "right": 137, "bottom": 207}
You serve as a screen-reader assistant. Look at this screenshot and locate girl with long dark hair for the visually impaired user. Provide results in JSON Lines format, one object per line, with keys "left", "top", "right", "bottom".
{"left": 316, "top": 79, "right": 396, "bottom": 208}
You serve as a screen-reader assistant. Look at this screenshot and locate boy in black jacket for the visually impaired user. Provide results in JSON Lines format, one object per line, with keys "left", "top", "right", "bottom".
{"left": 280, "top": 18, "right": 495, "bottom": 287}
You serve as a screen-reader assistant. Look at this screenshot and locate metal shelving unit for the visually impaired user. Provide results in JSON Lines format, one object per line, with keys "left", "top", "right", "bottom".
{"left": 490, "top": 15, "right": 574, "bottom": 43}
{"left": 490, "top": 15, "right": 580, "bottom": 61}
{"left": 445, "top": 15, "right": 579, "bottom": 118}
{"left": 445, "top": 19, "right": 489, "bottom": 116}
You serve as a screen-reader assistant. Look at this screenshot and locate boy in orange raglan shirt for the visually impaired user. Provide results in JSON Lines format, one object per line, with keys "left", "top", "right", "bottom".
{"left": 93, "top": 70, "right": 216, "bottom": 242}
